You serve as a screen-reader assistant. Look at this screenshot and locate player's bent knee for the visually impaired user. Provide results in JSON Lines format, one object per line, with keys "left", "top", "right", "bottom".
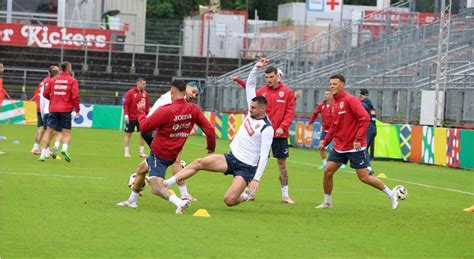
{"left": 224, "top": 196, "right": 238, "bottom": 207}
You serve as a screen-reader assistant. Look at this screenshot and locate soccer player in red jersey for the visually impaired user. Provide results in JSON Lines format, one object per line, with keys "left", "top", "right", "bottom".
{"left": 116, "top": 80, "right": 216, "bottom": 214}
{"left": 316, "top": 74, "right": 405, "bottom": 209}
{"left": 40, "top": 61, "right": 80, "bottom": 162}
{"left": 123, "top": 78, "right": 149, "bottom": 158}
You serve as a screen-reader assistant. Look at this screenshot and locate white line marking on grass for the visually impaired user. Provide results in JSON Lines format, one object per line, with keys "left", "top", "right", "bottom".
{"left": 187, "top": 140, "right": 474, "bottom": 196}
{"left": 0, "top": 171, "right": 105, "bottom": 180}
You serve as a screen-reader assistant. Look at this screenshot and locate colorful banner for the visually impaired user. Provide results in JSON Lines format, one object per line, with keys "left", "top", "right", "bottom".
{"left": 422, "top": 126, "right": 435, "bottom": 164}
{"left": 0, "top": 100, "right": 25, "bottom": 124}
{"left": 460, "top": 130, "right": 474, "bottom": 169}
{"left": 0, "top": 23, "right": 123, "bottom": 51}
{"left": 410, "top": 126, "right": 423, "bottom": 162}
{"left": 91, "top": 105, "right": 123, "bottom": 130}
{"left": 23, "top": 101, "right": 38, "bottom": 125}
{"left": 374, "top": 121, "right": 402, "bottom": 159}
{"left": 398, "top": 124, "right": 412, "bottom": 161}
{"left": 72, "top": 104, "right": 94, "bottom": 128}
{"left": 446, "top": 128, "right": 461, "bottom": 168}
{"left": 434, "top": 128, "right": 447, "bottom": 166}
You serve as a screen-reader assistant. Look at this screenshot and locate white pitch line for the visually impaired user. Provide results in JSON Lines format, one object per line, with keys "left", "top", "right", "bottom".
{"left": 0, "top": 171, "right": 105, "bottom": 180}
{"left": 187, "top": 140, "right": 474, "bottom": 196}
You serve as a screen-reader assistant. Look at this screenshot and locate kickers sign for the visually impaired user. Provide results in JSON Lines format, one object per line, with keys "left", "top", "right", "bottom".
{"left": 0, "top": 23, "right": 116, "bottom": 51}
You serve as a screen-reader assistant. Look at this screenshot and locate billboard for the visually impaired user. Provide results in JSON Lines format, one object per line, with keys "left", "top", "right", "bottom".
{"left": 0, "top": 23, "right": 123, "bottom": 51}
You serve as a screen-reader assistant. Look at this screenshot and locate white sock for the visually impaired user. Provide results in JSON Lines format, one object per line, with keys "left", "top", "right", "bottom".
{"left": 282, "top": 186, "right": 289, "bottom": 198}
{"left": 178, "top": 184, "right": 189, "bottom": 196}
{"left": 164, "top": 176, "right": 177, "bottom": 188}
{"left": 367, "top": 166, "right": 373, "bottom": 171}
{"left": 41, "top": 148, "right": 48, "bottom": 157}
{"left": 124, "top": 146, "right": 130, "bottom": 154}
{"left": 139, "top": 146, "right": 145, "bottom": 153}
{"left": 62, "top": 144, "right": 68, "bottom": 152}
{"left": 54, "top": 141, "right": 60, "bottom": 149}
{"left": 33, "top": 143, "right": 39, "bottom": 151}
{"left": 383, "top": 185, "right": 394, "bottom": 198}
{"left": 323, "top": 159, "right": 327, "bottom": 166}
{"left": 240, "top": 192, "right": 249, "bottom": 202}
{"left": 45, "top": 148, "right": 50, "bottom": 158}
{"left": 324, "top": 194, "right": 332, "bottom": 204}
{"left": 168, "top": 194, "right": 182, "bottom": 207}
{"left": 128, "top": 190, "right": 140, "bottom": 203}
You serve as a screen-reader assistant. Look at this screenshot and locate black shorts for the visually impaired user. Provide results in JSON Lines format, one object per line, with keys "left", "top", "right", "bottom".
{"left": 271, "top": 138, "right": 289, "bottom": 158}
{"left": 37, "top": 112, "right": 45, "bottom": 128}
{"left": 320, "top": 131, "right": 328, "bottom": 142}
{"left": 224, "top": 153, "right": 257, "bottom": 184}
{"left": 328, "top": 149, "right": 370, "bottom": 169}
{"left": 141, "top": 131, "right": 154, "bottom": 147}
{"left": 146, "top": 152, "right": 175, "bottom": 179}
{"left": 47, "top": 112, "right": 71, "bottom": 131}
{"left": 124, "top": 120, "right": 140, "bottom": 133}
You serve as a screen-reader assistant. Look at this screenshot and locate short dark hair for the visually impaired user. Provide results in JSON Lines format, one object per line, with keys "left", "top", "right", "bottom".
{"left": 49, "top": 66, "right": 59, "bottom": 77}
{"left": 251, "top": 96, "right": 267, "bottom": 106}
{"left": 60, "top": 61, "right": 71, "bottom": 72}
{"left": 264, "top": 66, "right": 278, "bottom": 74}
{"left": 136, "top": 77, "right": 146, "bottom": 83}
{"left": 171, "top": 79, "right": 186, "bottom": 92}
{"left": 330, "top": 74, "right": 345, "bottom": 83}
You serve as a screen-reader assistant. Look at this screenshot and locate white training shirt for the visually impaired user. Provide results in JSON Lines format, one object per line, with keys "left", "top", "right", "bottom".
{"left": 147, "top": 91, "right": 172, "bottom": 118}
{"left": 39, "top": 80, "right": 50, "bottom": 116}
{"left": 229, "top": 65, "right": 274, "bottom": 181}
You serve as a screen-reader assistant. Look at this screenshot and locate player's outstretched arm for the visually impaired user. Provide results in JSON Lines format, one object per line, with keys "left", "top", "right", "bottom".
{"left": 249, "top": 126, "right": 274, "bottom": 193}
{"left": 230, "top": 75, "right": 247, "bottom": 88}
{"left": 246, "top": 58, "right": 269, "bottom": 106}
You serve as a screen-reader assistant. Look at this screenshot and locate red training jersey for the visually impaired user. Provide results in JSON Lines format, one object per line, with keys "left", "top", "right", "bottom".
{"left": 309, "top": 100, "right": 334, "bottom": 132}
{"left": 138, "top": 98, "right": 216, "bottom": 161}
{"left": 43, "top": 72, "right": 80, "bottom": 113}
{"left": 323, "top": 90, "right": 370, "bottom": 152}
{"left": 256, "top": 82, "right": 295, "bottom": 138}
{"left": 124, "top": 86, "right": 149, "bottom": 120}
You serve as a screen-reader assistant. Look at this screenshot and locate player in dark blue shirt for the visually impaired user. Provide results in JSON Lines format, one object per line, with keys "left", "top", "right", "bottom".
{"left": 358, "top": 89, "right": 377, "bottom": 175}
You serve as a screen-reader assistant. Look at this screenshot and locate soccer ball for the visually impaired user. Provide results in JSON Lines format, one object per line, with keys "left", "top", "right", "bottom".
{"left": 394, "top": 185, "right": 408, "bottom": 200}
{"left": 180, "top": 160, "right": 187, "bottom": 168}
{"left": 128, "top": 173, "right": 146, "bottom": 189}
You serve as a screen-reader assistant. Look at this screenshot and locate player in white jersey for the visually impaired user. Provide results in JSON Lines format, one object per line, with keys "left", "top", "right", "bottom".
{"left": 163, "top": 59, "right": 274, "bottom": 207}
{"left": 136, "top": 82, "right": 201, "bottom": 201}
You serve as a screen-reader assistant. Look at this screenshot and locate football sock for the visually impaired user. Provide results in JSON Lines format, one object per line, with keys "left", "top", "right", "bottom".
{"left": 168, "top": 194, "right": 182, "bottom": 207}
{"left": 139, "top": 146, "right": 145, "bottom": 153}
{"left": 367, "top": 166, "right": 373, "bottom": 172}
{"left": 383, "top": 185, "right": 394, "bottom": 198}
{"left": 323, "top": 159, "right": 327, "bottom": 166}
{"left": 54, "top": 141, "right": 60, "bottom": 149}
{"left": 124, "top": 146, "right": 130, "bottom": 154}
{"left": 41, "top": 148, "right": 48, "bottom": 157}
{"left": 62, "top": 144, "right": 68, "bottom": 152}
{"left": 282, "top": 185, "right": 289, "bottom": 198}
{"left": 164, "top": 176, "right": 177, "bottom": 188}
{"left": 33, "top": 143, "right": 39, "bottom": 151}
{"left": 128, "top": 190, "right": 140, "bottom": 203}
{"left": 324, "top": 194, "right": 332, "bottom": 204}
{"left": 178, "top": 184, "right": 189, "bottom": 196}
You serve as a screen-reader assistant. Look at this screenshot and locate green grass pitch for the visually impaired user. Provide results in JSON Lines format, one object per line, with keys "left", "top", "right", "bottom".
{"left": 0, "top": 124, "right": 472, "bottom": 257}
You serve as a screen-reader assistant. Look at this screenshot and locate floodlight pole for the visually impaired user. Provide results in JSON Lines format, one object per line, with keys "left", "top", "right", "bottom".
{"left": 433, "top": 0, "right": 452, "bottom": 127}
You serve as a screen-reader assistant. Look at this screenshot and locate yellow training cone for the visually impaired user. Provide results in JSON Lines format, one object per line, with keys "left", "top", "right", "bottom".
{"left": 193, "top": 209, "right": 211, "bottom": 217}
{"left": 56, "top": 155, "right": 61, "bottom": 160}
{"left": 463, "top": 205, "right": 474, "bottom": 212}
{"left": 377, "top": 173, "right": 387, "bottom": 179}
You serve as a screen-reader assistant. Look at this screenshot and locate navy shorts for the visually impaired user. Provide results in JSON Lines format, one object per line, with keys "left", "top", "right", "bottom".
{"left": 328, "top": 149, "right": 370, "bottom": 169}
{"left": 271, "top": 138, "right": 289, "bottom": 158}
{"left": 141, "top": 131, "right": 154, "bottom": 147}
{"left": 366, "top": 128, "right": 377, "bottom": 150}
{"left": 320, "top": 131, "right": 328, "bottom": 142}
{"left": 37, "top": 112, "right": 45, "bottom": 128}
{"left": 224, "top": 153, "right": 257, "bottom": 184}
{"left": 124, "top": 120, "right": 140, "bottom": 133}
{"left": 146, "top": 152, "right": 175, "bottom": 179}
{"left": 47, "top": 112, "right": 71, "bottom": 131}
